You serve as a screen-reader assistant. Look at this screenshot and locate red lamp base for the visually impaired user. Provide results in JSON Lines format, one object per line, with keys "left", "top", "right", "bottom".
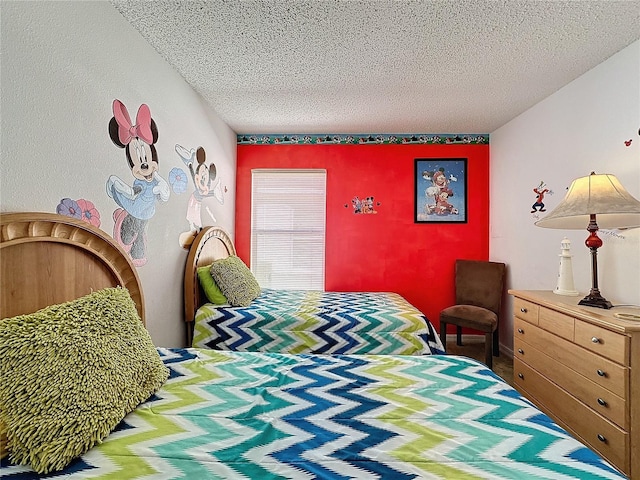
{"left": 580, "top": 214, "right": 613, "bottom": 309}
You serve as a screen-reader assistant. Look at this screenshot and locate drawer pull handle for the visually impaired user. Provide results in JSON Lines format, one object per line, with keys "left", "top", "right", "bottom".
{"left": 518, "top": 328, "right": 524, "bottom": 334}
{"left": 520, "top": 308, "right": 527, "bottom": 313}
{"left": 591, "top": 337, "right": 600, "bottom": 344}
{"left": 597, "top": 369, "right": 606, "bottom": 377}
{"left": 518, "top": 373, "right": 524, "bottom": 379}
{"left": 597, "top": 434, "right": 607, "bottom": 443}
{"left": 597, "top": 398, "right": 607, "bottom": 406}
{"left": 518, "top": 348, "right": 524, "bottom": 354}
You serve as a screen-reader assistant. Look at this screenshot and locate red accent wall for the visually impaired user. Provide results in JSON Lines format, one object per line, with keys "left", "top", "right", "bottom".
{"left": 236, "top": 143, "right": 490, "bottom": 331}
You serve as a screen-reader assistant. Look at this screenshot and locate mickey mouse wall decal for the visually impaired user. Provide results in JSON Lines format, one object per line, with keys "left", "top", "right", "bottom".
{"left": 107, "top": 99, "right": 170, "bottom": 266}
{"left": 175, "top": 144, "right": 226, "bottom": 248}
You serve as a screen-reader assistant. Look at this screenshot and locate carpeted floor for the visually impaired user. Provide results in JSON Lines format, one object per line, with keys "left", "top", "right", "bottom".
{"left": 442, "top": 336, "right": 514, "bottom": 386}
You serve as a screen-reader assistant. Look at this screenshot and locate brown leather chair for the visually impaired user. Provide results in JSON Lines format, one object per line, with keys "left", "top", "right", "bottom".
{"left": 439, "top": 259, "right": 506, "bottom": 369}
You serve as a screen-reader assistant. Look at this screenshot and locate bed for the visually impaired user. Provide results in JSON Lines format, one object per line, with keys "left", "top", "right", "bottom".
{"left": 0, "top": 212, "right": 628, "bottom": 479}
{"left": 184, "top": 227, "right": 444, "bottom": 355}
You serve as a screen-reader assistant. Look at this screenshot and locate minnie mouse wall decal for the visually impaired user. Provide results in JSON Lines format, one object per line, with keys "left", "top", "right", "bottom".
{"left": 107, "top": 99, "right": 170, "bottom": 266}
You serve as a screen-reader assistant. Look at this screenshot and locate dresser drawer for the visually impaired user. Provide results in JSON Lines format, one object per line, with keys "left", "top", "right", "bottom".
{"left": 514, "top": 360, "right": 629, "bottom": 474}
{"left": 574, "top": 320, "right": 629, "bottom": 365}
{"left": 514, "top": 337, "right": 627, "bottom": 429}
{"left": 513, "top": 297, "right": 539, "bottom": 325}
{"left": 514, "top": 317, "right": 627, "bottom": 398}
{"left": 538, "top": 306, "right": 574, "bottom": 341}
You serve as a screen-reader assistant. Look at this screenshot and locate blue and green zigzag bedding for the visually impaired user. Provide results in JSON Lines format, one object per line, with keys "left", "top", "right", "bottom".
{"left": 193, "top": 289, "right": 445, "bottom": 355}
{"left": 3, "top": 349, "right": 624, "bottom": 479}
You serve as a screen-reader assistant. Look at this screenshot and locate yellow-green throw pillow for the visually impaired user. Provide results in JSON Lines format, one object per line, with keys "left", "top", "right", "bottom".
{"left": 0, "top": 287, "right": 169, "bottom": 474}
{"left": 197, "top": 265, "right": 228, "bottom": 304}
{"left": 210, "top": 255, "right": 261, "bottom": 307}
{"left": 0, "top": 419, "right": 7, "bottom": 460}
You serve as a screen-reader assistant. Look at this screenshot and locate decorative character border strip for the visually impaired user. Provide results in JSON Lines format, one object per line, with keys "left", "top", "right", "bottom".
{"left": 237, "top": 133, "right": 489, "bottom": 145}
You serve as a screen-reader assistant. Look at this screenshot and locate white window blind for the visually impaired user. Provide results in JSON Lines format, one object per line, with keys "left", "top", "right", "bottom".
{"left": 251, "top": 169, "right": 326, "bottom": 290}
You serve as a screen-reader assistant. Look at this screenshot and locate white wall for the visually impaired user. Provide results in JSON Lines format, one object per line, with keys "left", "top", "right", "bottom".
{"left": 490, "top": 40, "right": 640, "bottom": 354}
{"left": 1, "top": 1, "right": 237, "bottom": 347}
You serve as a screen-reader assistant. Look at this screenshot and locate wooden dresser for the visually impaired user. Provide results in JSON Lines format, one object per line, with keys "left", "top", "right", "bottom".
{"left": 509, "top": 290, "right": 639, "bottom": 478}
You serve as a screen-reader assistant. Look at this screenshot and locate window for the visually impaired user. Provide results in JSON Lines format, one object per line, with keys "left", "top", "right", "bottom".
{"left": 251, "top": 169, "right": 326, "bottom": 290}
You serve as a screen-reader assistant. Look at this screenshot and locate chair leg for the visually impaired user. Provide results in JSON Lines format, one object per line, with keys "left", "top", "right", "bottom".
{"left": 493, "top": 329, "right": 500, "bottom": 357}
{"left": 456, "top": 326, "right": 462, "bottom": 346}
{"left": 484, "top": 332, "right": 493, "bottom": 369}
{"left": 440, "top": 321, "right": 447, "bottom": 352}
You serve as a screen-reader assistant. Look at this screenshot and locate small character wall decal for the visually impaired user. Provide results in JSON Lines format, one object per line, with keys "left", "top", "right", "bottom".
{"left": 531, "top": 181, "right": 550, "bottom": 213}
{"left": 107, "top": 99, "right": 170, "bottom": 266}
{"left": 352, "top": 196, "right": 362, "bottom": 214}
{"left": 345, "top": 196, "right": 380, "bottom": 214}
{"left": 626, "top": 127, "right": 640, "bottom": 146}
{"left": 56, "top": 198, "right": 101, "bottom": 227}
{"left": 176, "top": 144, "right": 225, "bottom": 248}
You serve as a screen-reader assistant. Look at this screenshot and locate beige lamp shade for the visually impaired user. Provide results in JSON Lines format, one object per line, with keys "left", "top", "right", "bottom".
{"left": 535, "top": 173, "right": 640, "bottom": 230}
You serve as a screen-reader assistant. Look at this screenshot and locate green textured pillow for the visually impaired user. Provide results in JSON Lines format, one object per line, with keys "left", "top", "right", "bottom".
{"left": 197, "top": 265, "right": 228, "bottom": 304}
{"left": 0, "top": 287, "right": 169, "bottom": 474}
{"left": 0, "top": 419, "right": 7, "bottom": 461}
{"left": 210, "top": 255, "right": 261, "bottom": 307}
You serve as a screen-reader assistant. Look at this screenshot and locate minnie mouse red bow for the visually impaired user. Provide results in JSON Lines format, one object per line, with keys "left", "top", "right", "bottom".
{"left": 112, "top": 99, "right": 153, "bottom": 145}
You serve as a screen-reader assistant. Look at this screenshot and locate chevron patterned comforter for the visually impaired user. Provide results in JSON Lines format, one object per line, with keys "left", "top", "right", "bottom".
{"left": 193, "top": 289, "right": 445, "bottom": 355}
{"left": 2, "top": 348, "right": 624, "bottom": 479}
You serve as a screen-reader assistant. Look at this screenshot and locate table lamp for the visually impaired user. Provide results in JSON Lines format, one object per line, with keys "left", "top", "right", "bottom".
{"left": 535, "top": 172, "right": 640, "bottom": 309}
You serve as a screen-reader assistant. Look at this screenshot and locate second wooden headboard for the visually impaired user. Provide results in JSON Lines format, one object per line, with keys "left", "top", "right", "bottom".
{"left": 183, "top": 226, "right": 236, "bottom": 336}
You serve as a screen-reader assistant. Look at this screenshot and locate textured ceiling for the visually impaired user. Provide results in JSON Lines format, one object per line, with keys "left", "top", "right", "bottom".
{"left": 111, "top": 0, "right": 640, "bottom": 135}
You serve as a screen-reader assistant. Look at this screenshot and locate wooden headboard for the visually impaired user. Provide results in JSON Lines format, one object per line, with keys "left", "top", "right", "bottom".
{"left": 1, "top": 212, "right": 145, "bottom": 322}
{"left": 183, "top": 226, "right": 235, "bottom": 333}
